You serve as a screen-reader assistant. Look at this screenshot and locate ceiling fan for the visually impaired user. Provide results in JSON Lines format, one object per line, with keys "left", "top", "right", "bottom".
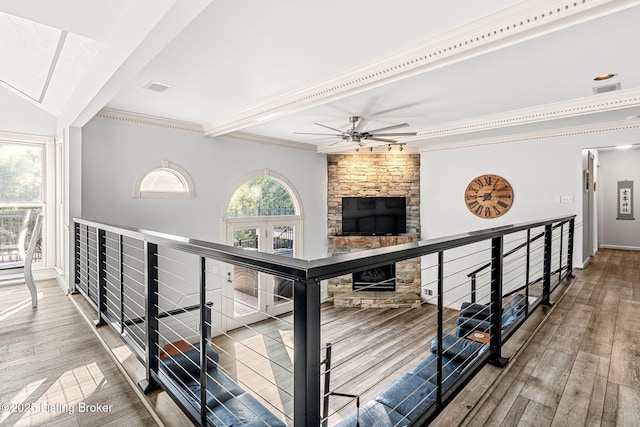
{"left": 294, "top": 116, "right": 417, "bottom": 147}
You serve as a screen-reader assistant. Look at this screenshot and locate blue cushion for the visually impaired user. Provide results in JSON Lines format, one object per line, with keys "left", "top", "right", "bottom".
{"left": 375, "top": 373, "right": 437, "bottom": 420}
{"left": 410, "top": 354, "right": 461, "bottom": 389}
{"left": 203, "top": 369, "right": 245, "bottom": 409}
{"left": 160, "top": 345, "right": 220, "bottom": 381}
{"left": 429, "top": 333, "right": 485, "bottom": 363}
{"left": 207, "top": 393, "right": 286, "bottom": 427}
{"left": 334, "top": 400, "right": 409, "bottom": 427}
{"left": 460, "top": 302, "right": 491, "bottom": 320}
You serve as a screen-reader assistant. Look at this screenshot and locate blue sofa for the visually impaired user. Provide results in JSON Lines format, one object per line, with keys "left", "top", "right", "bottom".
{"left": 159, "top": 345, "right": 286, "bottom": 427}
{"left": 335, "top": 294, "right": 527, "bottom": 427}
{"left": 335, "top": 333, "right": 487, "bottom": 427}
{"left": 455, "top": 293, "right": 527, "bottom": 338}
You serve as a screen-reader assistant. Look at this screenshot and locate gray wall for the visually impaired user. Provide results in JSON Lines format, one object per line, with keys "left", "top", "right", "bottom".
{"left": 81, "top": 116, "right": 328, "bottom": 259}
{"left": 598, "top": 148, "right": 640, "bottom": 250}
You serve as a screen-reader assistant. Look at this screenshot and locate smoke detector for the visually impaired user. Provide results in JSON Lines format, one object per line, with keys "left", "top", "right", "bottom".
{"left": 144, "top": 81, "right": 172, "bottom": 93}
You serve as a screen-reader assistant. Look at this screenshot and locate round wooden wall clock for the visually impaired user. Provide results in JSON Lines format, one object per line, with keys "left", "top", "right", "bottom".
{"left": 464, "top": 174, "right": 514, "bottom": 218}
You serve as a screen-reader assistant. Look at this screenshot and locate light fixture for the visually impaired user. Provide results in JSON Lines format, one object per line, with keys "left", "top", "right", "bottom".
{"left": 593, "top": 73, "right": 616, "bottom": 81}
{"left": 399, "top": 145, "right": 404, "bottom": 152}
{"left": 369, "top": 147, "right": 373, "bottom": 152}
{"left": 616, "top": 145, "right": 632, "bottom": 150}
{"left": 388, "top": 145, "right": 392, "bottom": 151}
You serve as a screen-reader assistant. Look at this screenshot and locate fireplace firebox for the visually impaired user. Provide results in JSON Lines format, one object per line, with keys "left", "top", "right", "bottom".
{"left": 352, "top": 264, "right": 396, "bottom": 292}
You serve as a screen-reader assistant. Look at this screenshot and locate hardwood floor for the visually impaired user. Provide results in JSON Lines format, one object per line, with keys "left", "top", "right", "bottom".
{"left": 433, "top": 248, "right": 640, "bottom": 427}
{"left": 0, "top": 279, "right": 158, "bottom": 427}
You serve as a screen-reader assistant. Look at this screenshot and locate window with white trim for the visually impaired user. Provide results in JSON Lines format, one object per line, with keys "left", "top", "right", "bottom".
{"left": 133, "top": 161, "right": 195, "bottom": 198}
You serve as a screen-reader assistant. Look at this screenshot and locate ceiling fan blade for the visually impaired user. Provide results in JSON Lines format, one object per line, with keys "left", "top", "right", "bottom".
{"left": 365, "top": 137, "right": 397, "bottom": 143}
{"left": 314, "top": 122, "right": 346, "bottom": 133}
{"left": 369, "top": 132, "right": 417, "bottom": 137}
{"left": 366, "top": 123, "right": 409, "bottom": 133}
{"left": 293, "top": 132, "right": 343, "bottom": 136}
{"left": 354, "top": 117, "right": 368, "bottom": 132}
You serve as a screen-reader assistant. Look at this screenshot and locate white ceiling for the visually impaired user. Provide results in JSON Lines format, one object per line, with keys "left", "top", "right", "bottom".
{"left": 2, "top": 0, "right": 640, "bottom": 152}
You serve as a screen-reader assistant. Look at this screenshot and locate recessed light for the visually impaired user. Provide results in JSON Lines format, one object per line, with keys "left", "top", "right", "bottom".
{"left": 144, "top": 81, "right": 172, "bottom": 93}
{"left": 593, "top": 73, "right": 616, "bottom": 81}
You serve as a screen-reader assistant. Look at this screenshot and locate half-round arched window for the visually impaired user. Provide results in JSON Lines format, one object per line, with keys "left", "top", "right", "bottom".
{"left": 226, "top": 176, "right": 297, "bottom": 217}
{"left": 133, "top": 161, "right": 195, "bottom": 198}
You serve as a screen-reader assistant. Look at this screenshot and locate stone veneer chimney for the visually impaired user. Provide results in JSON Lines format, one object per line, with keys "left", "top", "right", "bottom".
{"left": 327, "top": 153, "right": 422, "bottom": 308}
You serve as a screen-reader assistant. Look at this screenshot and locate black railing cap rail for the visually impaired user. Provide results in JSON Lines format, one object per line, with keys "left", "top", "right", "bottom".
{"left": 74, "top": 215, "right": 575, "bottom": 283}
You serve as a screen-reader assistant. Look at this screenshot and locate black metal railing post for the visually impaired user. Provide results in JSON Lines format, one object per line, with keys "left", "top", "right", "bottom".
{"left": 542, "top": 223, "right": 554, "bottom": 306}
{"left": 525, "top": 229, "right": 531, "bottom": 316}
{"left": 436, "top": 251, "right": 444, "bottom": 404}
{"left": 138, "top": 241, "right": 160, "bottom": 393}
{"left": 119, "top": 234, "right": 125, "bottom": 333}
{"left": 293, "top": 278, "right": 321, "bottom": 427}
{"left": 95, "top": 228, "right": 107, "bottom": 326}
{"left": 86, "top": 225, "right": 91, "bottom": 299}
{"left": 489, "top": 236, "right": 508, "bottom": 367}
{"left": 470, "top": 273, "right": 477, "bottom": 303}
{"left": 73, "top": 222, "right": 80, "bottom": 294}
{"left": 199, "top": 256, "right": 208, "bottom": 427}
{"left": 567, "top": 218, "right": 575, "bottom": 278}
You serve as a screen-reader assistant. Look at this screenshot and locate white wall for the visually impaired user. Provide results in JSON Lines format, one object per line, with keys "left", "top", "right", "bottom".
{"left": 0, "top": 87, "right": 56, "bottom": 136}
{"left": 81, "top": 117, "right": 328, "bottom": 259}
{"left": 420, "top": 126, "right": 640, "bottom": 272}
{"left": 421, "top": 138, "right": 583, "bottom": 242}
{"left": 597, "top": 148, "right": 640, "bottom": 250}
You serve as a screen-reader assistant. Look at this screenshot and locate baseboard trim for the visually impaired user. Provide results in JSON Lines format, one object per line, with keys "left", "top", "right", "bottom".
{"left": 599, "top": 244, "right": 640, "bottom": 251}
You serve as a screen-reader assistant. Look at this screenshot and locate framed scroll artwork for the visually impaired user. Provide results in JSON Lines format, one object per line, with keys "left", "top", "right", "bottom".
{"left": 617, "top": 180, "right": 634, "bottom": 220}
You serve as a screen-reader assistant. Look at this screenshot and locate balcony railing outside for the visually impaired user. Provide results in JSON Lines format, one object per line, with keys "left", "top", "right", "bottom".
{"left": 73, "top": 215, "right": 574, "bottom": 426}
{"left": 0, "top": 206, "right": 43, "bottom": 268}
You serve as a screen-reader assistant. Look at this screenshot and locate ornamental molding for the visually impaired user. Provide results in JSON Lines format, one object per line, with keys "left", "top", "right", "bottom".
{"left": 404, "top": 87, "right": 640, "bottom": 143}
{"left": 419, "top": 118, "right": 640, "bottom": 152}
{"left": 202, "top": 0, "right": 640, "bottom": 136}
{"left": 96, "top": 108, "right": 203, "bottom": 134}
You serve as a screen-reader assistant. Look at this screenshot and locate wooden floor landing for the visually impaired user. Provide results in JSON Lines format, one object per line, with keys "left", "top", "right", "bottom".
{"left": 0, "top": 279, "right": 158, "bottom": 427}
{"left": 433, "top": 248, "right": 640, "bottom": 427}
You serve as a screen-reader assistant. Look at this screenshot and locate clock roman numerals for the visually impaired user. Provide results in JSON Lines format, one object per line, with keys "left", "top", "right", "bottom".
{"left": 464, "top": 174, "right": 514, "bottom": 219}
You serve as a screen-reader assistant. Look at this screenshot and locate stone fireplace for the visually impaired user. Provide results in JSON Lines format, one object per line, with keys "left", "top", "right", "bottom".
{"left": 327, "top": 154, "right": 422, "bottom": 308}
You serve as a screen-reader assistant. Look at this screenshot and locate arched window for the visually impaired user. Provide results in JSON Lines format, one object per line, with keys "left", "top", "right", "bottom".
{"left": 133, "top": 161, "right": 195, "bottom": 198}
{"left": 227, "top": 176, "right": 297, "bottom": 217}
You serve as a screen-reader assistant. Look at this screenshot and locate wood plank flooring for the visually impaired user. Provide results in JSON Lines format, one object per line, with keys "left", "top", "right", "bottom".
{"left": 0, "top": 279, "right": 158, "bottom": 427}
{"left": 434, "top": 248, "right": 640, "bottom": 427}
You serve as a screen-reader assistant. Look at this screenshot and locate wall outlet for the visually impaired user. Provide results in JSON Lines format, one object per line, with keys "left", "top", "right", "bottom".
{"left": 423, "top": 288, "right": 433, "bottom": 296}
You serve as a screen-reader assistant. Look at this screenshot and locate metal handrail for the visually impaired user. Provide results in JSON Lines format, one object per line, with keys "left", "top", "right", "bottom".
{"left": 73, "top": 214, "right": 576, "bottom": 427}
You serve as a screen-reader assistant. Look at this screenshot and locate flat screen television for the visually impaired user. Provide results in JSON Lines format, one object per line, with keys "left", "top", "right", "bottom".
{"left": 341, "top": 197, "right": 406, "bottom": 235}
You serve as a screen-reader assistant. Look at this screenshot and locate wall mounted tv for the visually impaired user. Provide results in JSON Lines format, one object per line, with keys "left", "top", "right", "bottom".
{"left": 341, "top": 197, "right": 407, "bottom": 235}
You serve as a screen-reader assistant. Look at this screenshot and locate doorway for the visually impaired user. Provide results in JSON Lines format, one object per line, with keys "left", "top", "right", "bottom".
{"left": 223, "top": 173, "right": 302, "bottom": 329}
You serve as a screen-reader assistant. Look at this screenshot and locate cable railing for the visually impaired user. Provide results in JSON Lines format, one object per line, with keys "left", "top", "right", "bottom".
{"left": 73, "top": 214, "right": 575, "bottom": 426}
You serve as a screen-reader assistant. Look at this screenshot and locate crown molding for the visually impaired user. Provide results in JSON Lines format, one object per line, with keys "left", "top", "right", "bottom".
{"left": 419, "top": 118, "right": 640, "bottom": 152}
{"left": 404, "top": 87, "right": 640, "bottom": 143}
{"left": 202, "top": 0, "right": 640, "bottom": 137}
{"left": 96, "top": 108, "right": 203, "bottom": 134}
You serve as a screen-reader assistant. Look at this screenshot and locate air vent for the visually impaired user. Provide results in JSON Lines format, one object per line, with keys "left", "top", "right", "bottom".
{"left": 592, "top": 82, "right": 621, "bottom": 95}
{"left": 144, "top": 81, "right": 172, "bottom": 93}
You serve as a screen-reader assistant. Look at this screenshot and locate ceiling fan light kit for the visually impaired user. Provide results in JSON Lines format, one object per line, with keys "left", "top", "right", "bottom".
{"left": 295, "top": 115, "right": 417, "bottom": 149}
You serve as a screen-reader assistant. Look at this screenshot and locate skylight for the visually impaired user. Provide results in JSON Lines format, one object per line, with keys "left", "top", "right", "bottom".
{"left": 0, "top": 11, "right": 102, "bottom": 114}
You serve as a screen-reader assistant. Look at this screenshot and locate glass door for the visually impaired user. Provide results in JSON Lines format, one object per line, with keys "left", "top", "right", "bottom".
{"left": 230, "top": 226, "right": 261, "bottom": 320}
{"left": 269, "top": 223, "right": 295, "bottom": 316}
{"left": 226, "top": 220, "right": 298, "bottom": 327}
